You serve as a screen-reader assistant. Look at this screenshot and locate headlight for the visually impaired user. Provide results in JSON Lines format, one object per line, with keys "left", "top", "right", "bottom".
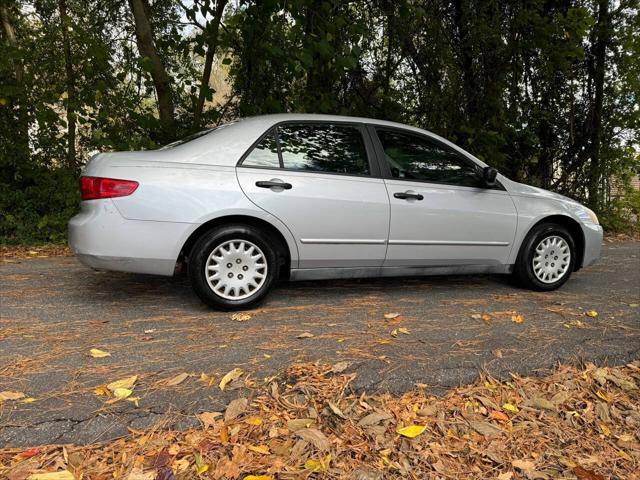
{"left": 576, "top": 206, "right": 599, "bottom": 225}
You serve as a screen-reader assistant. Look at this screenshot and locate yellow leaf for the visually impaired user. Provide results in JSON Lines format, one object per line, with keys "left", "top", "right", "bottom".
{"left": 198, "top": 411, "right": 222, "bottom": 428}
{"left": 231, "top": 312, "right": 251, "bottom": 322}
{"left": 596, "top": 390, "right": 613, "bottom": 402}
{"left": 502, "top": 403, "right": 519, "bottom": 413}
{"left": 244, "top": 476, "right": 272, "bottom": 480}
{"left": 396, "top": 424, "right": 427, "bottom": 438}
{"left": 263, "top": 353, "right": 271, "bottom": 359}
{"left": 248, "top": 444, "right": 270, "bottom": 455}
{"left": 90, "top": 348, "right": 111, "bottom": 358}
{"left": 194, "top": 464, "right": 209, "bottom": 475}
{"left": 245, "top": 416, "right": 263, "bottom": 426}
{"left": 219, "top": 368, "right": 243, "bottom": 391}
{"left": 398, "top": 327, "right": 410, "bottom": 335}
{"left": 599, "top": 423, "right": 610, "bottom": 436}
{"left": 107, "top": 375, "right": 137, "bottom": 392}
{"left": 94, "top": 386, "right": 110, "bottom": 397}
{"left": 585, "top": 310, "right": 598, "bottom": 317}
{"left": 172, "top": 458, "right": 190, "bottom": 472}
{"left": 127, "top": 397, "right": 140, "bottom": 407}
{"left": 27, "top": 472, "right": 75, "bottom": 480}
{"left": 391, "top": 329, "right": 398, "bottom": 337}
{"left": 113, "top": 388, "right": 132, "bottom": 400}
{"left": 21, "top": 397, "right": 37, "bottom": 403}
{"left": 511, "top": 314, "right": 525, "bottom": 324}
{"left": 304, "top": 453, "right": 332, "bottom": 472}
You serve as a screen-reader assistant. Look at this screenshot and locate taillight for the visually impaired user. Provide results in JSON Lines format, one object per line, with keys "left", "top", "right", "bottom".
{"left": 80, "top": 176, "right": 139, "bottom": 200}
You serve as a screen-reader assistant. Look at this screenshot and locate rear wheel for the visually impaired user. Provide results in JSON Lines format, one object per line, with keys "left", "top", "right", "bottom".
{"left": 189, "top": 225, "right": 279, "bottom": 310}
{"left": 514, "top": 223, "right": 576, "bottom": 291}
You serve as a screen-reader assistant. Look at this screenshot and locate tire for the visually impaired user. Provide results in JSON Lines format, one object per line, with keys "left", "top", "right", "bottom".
{"left": 188, "top": 224, "right": 280, "bottom": 310}
{"left": 514, "top": 223, "right": 576, "bottom": 291}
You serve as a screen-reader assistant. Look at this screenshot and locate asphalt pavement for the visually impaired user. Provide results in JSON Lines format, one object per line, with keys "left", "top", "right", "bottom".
{"left": 1, "top": 241, "right": 638, "bottom": 447}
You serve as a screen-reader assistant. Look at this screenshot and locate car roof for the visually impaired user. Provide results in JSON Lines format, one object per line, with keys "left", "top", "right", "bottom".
{"left": 166, "top": 113, "right": 487, "bottom": 168}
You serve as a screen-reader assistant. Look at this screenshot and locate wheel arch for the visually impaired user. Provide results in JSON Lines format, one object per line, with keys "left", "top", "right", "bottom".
{"left": 520, "top": 215, "right": 585, "bottom": 271}
{"left": 179, "top": 215, "right": 293, "bottom": 279}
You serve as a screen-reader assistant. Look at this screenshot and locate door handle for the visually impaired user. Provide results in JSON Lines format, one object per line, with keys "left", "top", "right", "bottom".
{"left": 394, "top": 191, "right": 423, "bottom": 201}
{"left": 256, "top": 180, "right": 292, "bottom": 190}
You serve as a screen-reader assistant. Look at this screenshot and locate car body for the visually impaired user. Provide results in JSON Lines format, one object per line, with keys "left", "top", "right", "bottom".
{"left": 69, "top": 113, "right": 603, "bottom": 309}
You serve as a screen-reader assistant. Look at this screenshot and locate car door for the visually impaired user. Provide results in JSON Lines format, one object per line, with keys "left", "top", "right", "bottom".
{"left": 236, "top": 122, "right": 390, "bottom": 269}
{"left": 369, "top": 126, "right": 517, "bottom": 268}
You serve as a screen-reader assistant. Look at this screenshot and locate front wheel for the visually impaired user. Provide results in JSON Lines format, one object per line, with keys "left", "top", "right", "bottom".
{"left": 188, "top": 225, "right": 280, "bottom": 310}
{"left": 514, "top": 223, "right": 576, "bottom": 291}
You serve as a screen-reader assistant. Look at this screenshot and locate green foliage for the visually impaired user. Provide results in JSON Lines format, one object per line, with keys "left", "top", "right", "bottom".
{"left": 0, "top": 0, "right": 638, "bottom": 243}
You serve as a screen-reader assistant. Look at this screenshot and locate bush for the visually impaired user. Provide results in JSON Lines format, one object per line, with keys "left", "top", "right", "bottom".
{"left": 0, "top": 167, "right": 79, "bottom": 244}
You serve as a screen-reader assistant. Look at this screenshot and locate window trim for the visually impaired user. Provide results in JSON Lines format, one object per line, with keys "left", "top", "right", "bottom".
{"left": 237, "top": 120, "right": 381, "bottom": 178}
{"left": 367, "top": 124, "right": 505, "bottom": 191}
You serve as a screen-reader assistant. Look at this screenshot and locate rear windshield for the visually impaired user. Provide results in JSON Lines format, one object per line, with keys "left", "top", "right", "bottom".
{"left": 159, "top": 128, "right": 218, "bottom": 150}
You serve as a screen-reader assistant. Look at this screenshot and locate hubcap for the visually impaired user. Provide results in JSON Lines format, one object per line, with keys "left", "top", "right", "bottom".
{"left": 205, "top": 240, "right": 267, "bottom": 300}
{"left": 532, "top": 235, "right": 570, "bottom": 284}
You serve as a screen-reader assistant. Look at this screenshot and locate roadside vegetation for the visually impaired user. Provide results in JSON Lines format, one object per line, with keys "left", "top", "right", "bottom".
{"left": 1, "top": 361, "right": 638, "bottom": 479}
{"left": 1, "top": 0, "right": 639, "bottom": 244}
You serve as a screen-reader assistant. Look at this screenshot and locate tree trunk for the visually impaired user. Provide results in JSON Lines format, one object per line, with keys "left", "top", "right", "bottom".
{"left": 128, "top": 0, "right": 175, "bottom": 140}
{"left": 587, "top": 0, "right": 609, "bottom": 211}
{"left": 194, "top": 0, "right": 228, "bottom": 128}
{"left": 59, "top": 0, "right": 77, "bottom": 170}
{"left": 1, "top": 1, "right": 29, "bottom": 173}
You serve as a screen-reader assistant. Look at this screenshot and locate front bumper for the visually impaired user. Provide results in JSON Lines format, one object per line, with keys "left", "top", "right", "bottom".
{"left": 581, "top": 223, "right": 603, "bottom": 268}
{"left": 68, "top": 199, "right": 191, "bottom": 276}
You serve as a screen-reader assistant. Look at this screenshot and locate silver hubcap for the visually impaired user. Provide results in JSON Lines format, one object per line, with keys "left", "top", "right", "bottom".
{"left": 532, "top": 235, "right": 571, "bottom": 284}
{"left": 205, "top": 240, "right": 267, "bottom": 300}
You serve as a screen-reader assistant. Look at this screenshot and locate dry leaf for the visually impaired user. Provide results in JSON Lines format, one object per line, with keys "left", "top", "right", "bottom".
{"left": 113, "top": 388, "right": 132, "bottom": 400}
{"left": 511, "top": 314, "right": 525, "bottom": 323}
{"left": 248, "top": 445, "right": 270, "bottom": 455}
{"left": 585, "top": 310, "right": 598, "bottom": 318}
{"left": 27, "top": 473, "right": 75, "bottom": 480}
{"left": 358, "top": 411, "right": 393, "bottom": 426}
{"left": 89, "top": 348, "right": 111, "bottom": 358}
{"left": 398, "top": 327, "right": 410, "bottom": 335}
{"left": 573, "top": 466, "right": 605, "bottom": 480}
{"left": 297, "top": 332, "right": 314, "bottom": 339}
{"left": 512, "top": 459, "right": 536, "bottom": 473}
{"left": 165, "top": 372, "right": 189, "bottom": 386}
{"left": 502, "top": 403, "right": 519, "bottom": 413}
{"left": 231, "top": 313, "right": 251, "bottom": 322}
{"left": 244, "top": 476, "right": 272, "bottom": 480}
{"left": 0, "top": 391, "right": 25, "bottom": 402}
{"left": 106, "top": 375, "right": 137, "bottom": 392}
{"left": 396, "top": 424, "right": 427, "bottom": 438}
{"left": 331, "top": 361, "right": 349, "bottom": 373}
{"left": 328, "top": 401, "right": 346, "bottom": 419}
{"left": 490, "top": 410, "right": 510, "bottom": 422}
{"left": 245, "top": 416, "right": 263, "bottom": 426}
{"left": 219, "top": 368, "right": 242, "bottom": 390}
{"left": 529, "top": 397, "right": 556, "bottom": 411}
{"left": 468, "top": 420, "right": 502, "bottom": 437}
{"left": 287, "top": 418, "right": 314, "bottom": 431}
{"left": 198, "top": 411, "right": 221, "bottom": 428}
{"left": 224, "top": 398, "right": 248, "bottom": 422}
{"left": 304, "top": 453, "right": 332, "bottom": 472}
{"left": 295, "top": 428, "right": 331, "bottom": 451}
{"left": 384, "top": 312, "right": 400, "bottom": 319}
{"left": 390, "top": 329, "right": 398, "bottom": 337}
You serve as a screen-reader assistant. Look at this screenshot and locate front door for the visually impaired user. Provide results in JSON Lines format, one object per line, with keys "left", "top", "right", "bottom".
{"left": 236, "top": 122, "right": 390, "bottom": 269}
{"left": 370, "top": 127, "right": 517, "bottom": 267}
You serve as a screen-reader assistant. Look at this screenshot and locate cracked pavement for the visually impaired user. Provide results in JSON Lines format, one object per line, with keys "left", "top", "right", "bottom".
{"left": 1, "top": 241, "right": 639, "bottom": 447}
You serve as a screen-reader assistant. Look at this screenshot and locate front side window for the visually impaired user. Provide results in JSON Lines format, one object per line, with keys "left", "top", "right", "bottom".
{"left": 277, "top": 123, "right": 370, "bottom": 175}
{"left": 377, "top": 129, "right": 483, "bottom": 187}
{"left": 242, "top": 130, "right": 281, "bottom": 168}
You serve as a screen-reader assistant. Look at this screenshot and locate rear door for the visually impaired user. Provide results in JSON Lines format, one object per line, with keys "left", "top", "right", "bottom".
{"left": 236, "top": 122, "right": 390, "bottom": 269}
{"left": 370, "top": 126, "right": 517, "bottom": 268}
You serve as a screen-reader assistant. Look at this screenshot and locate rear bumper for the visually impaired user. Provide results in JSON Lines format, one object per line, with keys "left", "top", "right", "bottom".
{"left": 581, "top": 223, "right": 603, "bottom": 268}
{"left": 68, "top": 200, "right": 191, "bottom": 276}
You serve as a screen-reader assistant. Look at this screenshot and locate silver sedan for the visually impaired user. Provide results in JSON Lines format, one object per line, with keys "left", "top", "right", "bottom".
{"left": 69, "top": 114, "right": 603, "bottom": 309}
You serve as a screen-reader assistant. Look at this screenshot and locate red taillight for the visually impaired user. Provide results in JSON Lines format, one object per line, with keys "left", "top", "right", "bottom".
{"left": 80, "top": 176, "right": 139, "bottom": 200}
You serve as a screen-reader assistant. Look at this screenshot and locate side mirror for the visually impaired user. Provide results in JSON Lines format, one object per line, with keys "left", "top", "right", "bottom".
{"left": 482, "top": 166, "right": 498, "bottom": 187}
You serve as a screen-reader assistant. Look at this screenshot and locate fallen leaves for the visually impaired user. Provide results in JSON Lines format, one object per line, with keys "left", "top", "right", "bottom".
{"left": 511, "top": 314, "right": 525, "bottom": 323}
{"left": 89, "top": 348, "right": 111, "bottom": 358}
{"left": 106, "top": 375, "right": 137, "bottom": 391}
{"left": 585, "top": 310, "right": 599, "bottom": 317}
{"left": 296, "top": 332, "right": 314, "bottom": 339}
{"left": 231, "top": 312, "right": 251, "bottom": 322}
{"left": 219, "top": 368, "right": 243, "bottom": 391}
{"left": 3, "top": 361, "right": 639, "bottom": 479}
{"left": 27, "top": 472, "right": 75, "bottom": 480}
{"left": 383, "top": 312, "right": 400, "bottom": 319}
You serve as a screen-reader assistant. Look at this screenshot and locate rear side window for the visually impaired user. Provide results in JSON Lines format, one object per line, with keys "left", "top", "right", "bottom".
{"left": 278, "top": 123, "right": 370, "bottom": 175}
{"left": 242, "top": 130, "right": 281, "bottom": 168}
